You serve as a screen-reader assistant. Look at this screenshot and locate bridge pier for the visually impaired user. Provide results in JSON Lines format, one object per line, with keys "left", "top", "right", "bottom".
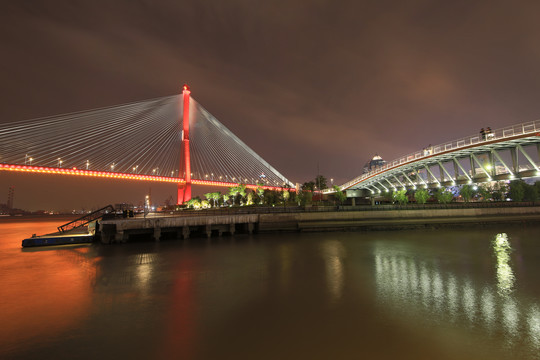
{"left": 182, "top": 226, "right": 190, "bottom": 240}
{"left": 153, "top": 226, "right": 161, "bottom": 242}
{"left": 115, "top": 230, "right": 127, "bottom": 243}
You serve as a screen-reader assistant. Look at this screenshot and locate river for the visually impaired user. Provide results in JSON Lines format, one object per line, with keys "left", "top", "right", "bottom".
{"left": 0, "top": 216, "right": 539, "bottom": 359}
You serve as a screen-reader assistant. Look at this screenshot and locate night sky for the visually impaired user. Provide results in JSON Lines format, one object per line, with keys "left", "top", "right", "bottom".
{"left": 2, "top": 1, "right": 540, "bottom": 211}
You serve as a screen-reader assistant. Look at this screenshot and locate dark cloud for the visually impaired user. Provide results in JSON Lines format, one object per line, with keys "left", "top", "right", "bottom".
{"left": 2, "top": 0, "right": 540, "bottom": 210}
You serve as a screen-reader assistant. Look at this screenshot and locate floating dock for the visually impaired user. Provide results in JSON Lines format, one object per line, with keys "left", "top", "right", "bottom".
{"left": 22, "top": 233, "right": 94, "bottom": 247}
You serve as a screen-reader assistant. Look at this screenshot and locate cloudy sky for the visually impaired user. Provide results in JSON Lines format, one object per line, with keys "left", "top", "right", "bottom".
{"left": 2, "top": 0, "right": 540, "bottom": 210}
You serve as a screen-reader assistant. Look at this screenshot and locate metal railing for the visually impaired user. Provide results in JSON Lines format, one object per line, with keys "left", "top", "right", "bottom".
{"left": 339, "top": 119, "right": 540, "bottom": 191}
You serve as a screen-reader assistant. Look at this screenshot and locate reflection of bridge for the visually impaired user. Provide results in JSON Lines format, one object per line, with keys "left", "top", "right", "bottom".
{"left": 373, "top": 234, "right": 540, "bottom": 357}
{"left": 332, "top": 121, "right": 540, "bottom": 196}
{"left": 0, "top": 85, "right": 293, "bottom": 204}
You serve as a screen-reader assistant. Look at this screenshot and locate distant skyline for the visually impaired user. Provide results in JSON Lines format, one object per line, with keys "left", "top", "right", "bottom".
{"left": 2, "top": 1, "right": 540, "bottom": 210}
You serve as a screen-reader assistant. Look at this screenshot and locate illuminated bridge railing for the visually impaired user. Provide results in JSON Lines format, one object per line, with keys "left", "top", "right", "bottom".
{"left": 0, "top": 164, "right": 293, "bottom": 191}
{"left": 339, "top": 119, "right": 540, "bottom": 191}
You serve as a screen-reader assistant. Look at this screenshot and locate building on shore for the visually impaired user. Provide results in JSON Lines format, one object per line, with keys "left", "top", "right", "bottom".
{"left": 363, "top": 154, "right": 386, "bottom": 174}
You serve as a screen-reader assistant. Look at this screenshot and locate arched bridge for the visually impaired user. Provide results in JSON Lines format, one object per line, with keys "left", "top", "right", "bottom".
{"left": 331, "top": 120, "right": 540, "bottom": 196}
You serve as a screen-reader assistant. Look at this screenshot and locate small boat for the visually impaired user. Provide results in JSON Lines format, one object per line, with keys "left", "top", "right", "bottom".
{"left": 22, "top": 233, "right": 94, "bottom": 247}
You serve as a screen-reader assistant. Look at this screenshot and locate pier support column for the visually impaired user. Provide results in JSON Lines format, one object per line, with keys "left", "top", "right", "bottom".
{"left": 247, "top": 223, "right": 254, "bottom": 235}
{"left": 115, "top": 230, "right": 127, "bottom": 243}
{"left": 229, "top": 223, "right": 236, "bottom": 235}
{"left": 205, "top": 224, "right": 212, "bottom": 238}
{"left": 154, "top": 226, "right": 161, "bottom": 242}
{"left": 182, "top": 226, "right": 190, "bottom": 239}
{"left": 351, "top": 197, "right": 356, "bottom": 206}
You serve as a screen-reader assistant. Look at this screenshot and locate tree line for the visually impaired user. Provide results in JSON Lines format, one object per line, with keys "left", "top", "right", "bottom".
{"left": 388, "top": 180, "right": 540, "bottom": 205}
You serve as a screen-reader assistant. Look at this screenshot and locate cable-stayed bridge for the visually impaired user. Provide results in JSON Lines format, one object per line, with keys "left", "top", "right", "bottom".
{"left": 0, "top": 86, "right": 293, "bottom": 204}
{"left": 332, "top": 120, "right": 540, "bottom": 198}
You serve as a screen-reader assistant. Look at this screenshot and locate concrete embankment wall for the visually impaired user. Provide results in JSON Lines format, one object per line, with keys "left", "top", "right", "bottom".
{"left": 258, "top": 207, "right": 540, "bottom": 232}
{"left": 100, "top": 214, "right": 259, "bottom": 243}
{"left": 98, "top": 207, "right": 540, "bottom": 243}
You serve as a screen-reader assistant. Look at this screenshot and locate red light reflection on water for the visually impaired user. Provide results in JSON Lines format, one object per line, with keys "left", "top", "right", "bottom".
{"left": 159, "top": 257, "right": 199, "bottom": 359}
{"left": 0, "top": 218, "right": 97, "bottom": 353}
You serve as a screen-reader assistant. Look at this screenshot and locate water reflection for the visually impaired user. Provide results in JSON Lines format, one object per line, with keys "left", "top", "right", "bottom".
{"left": 528, "top": 305, "right": 540, "bottom": 347}
{"left": 373, "top": 232, "right": 539, "bottom": 356}
{"left": 320, "top": 240, "right": 345, "bottom": 305}
{"left": 493, "top": 233, "right": 515, "bottom": 295}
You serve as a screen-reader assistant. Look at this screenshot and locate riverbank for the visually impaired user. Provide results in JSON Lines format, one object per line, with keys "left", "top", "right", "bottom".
{"left": 260, "top": 206, "right": 540, "bottom": 232}
{"left": 98, "top": 205, "right": 540, "bottom": 243}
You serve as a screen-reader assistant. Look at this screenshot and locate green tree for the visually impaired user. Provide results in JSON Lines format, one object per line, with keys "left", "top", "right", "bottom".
{"left": 459, "top": 185, "right": 475, "bottom": 202}
{"left": 302, "top": 181, "right": 315, "bottom": 192}
{"left": 315, "top": 175, "right": 328, "bottom": 190}
{"left": 535, "top": 181, "right": 540, "bottom": 197}
{"left": 201, "top": 199, "right": 210, "bottom": 209}
{"left": 238, "top": 184, "right": 247, "bottom": 205}
{"left": 264, "top": 190, "right": 278, "bottom": 206}
{"left": 256, "top": 184, "right": 265, "bottom": 203}
{"left": 304, "top": 191, "right": 313, "bottom": 205}
{"left": 333, "top": 185, "right": 347, "bottom": 205}
{"left": 414, "top": 188, "right": 429, "bottom": 204}
{"left": 295, "top": 191, "right": 305, "bottom": 206}
{"left": 222, "top": 194, "right": 230, "bottom": 206}
{"left": 228, "top": 186, "right": 240, "bottom": 205}
{"left": 212, "top": 192, "right": 222, "bottom": 207}
{"left": 477, "top": 184, "right": 491, "bottom": 202}
{"left": 393, "top": 189, "right": 408, "bottom": 205}
{"left": 204, "top": 192, "right": 220, "bottom": 208}
{"left": 282, "top": 190, "right": 290, "bottom": 206}
{"left": 246, "top": 191, "right": 254, "bottom": 206}
{"left": 185, "top": 198, "right": 201, "bottom": 209}
{"left": 524, "top": 183, "right": 539, "bottom": 201}
{"left": 435, "top": 188, "right": 454, "bottom": 204}
{"left": 508, "top": 180, "right": 526, "bottom": 202}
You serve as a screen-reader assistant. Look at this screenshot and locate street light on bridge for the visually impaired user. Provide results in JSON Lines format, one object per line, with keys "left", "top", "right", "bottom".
{"left": 58, "top": 158, "right": 63, "bottom": 168}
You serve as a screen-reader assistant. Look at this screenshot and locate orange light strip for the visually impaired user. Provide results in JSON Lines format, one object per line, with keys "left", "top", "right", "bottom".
{"left": 0, "top": 164, "right": 184, "bottom": 184}
{"left": 0, "top": 163, "right": 295, "bottom": 191}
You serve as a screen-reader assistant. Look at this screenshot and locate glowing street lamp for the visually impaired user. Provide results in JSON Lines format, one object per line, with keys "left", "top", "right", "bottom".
{"left": 29, "top": 157, "right": 33, "bottom": 165}
{"left": 58, "top": 158, "right": 63, "bottom": 168}
{"left": 86, "top": 160, "right": 90, "bottom": 170}
{"left": 111, "top": 163, "right": 115, "bottom": 172}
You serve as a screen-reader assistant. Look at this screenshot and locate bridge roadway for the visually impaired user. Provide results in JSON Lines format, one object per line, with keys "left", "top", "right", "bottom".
{"left": 332, "top": 120, "right": 540, "bottom": 197}
{"left": 0, "top": 163, "right": 292, "bottom": 191}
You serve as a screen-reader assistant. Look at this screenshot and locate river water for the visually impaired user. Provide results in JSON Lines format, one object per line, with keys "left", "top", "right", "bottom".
{"left": 0, "top": 217, "right": 539, "bottom": 359}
